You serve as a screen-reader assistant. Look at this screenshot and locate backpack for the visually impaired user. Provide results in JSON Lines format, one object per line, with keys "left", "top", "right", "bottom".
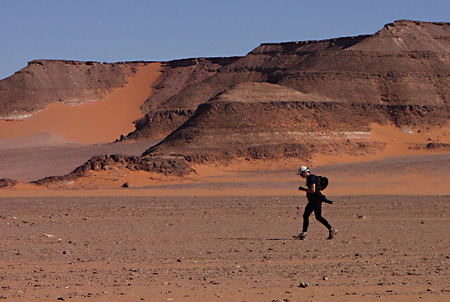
{"left": 317, "top": 176, "right": 328, "bottom": 191}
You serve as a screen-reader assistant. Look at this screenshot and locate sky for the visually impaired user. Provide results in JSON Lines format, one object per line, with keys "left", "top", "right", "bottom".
{"left": 1, "top": 0, "right": 449, "bottom": 80}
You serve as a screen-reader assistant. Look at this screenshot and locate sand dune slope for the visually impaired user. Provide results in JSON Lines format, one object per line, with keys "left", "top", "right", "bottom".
{"left": 0, "top": 63, "right": 161, "bottom": 144}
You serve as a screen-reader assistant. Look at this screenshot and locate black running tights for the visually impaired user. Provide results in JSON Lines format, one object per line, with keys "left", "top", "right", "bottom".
{"left": 302, "top": 200, "right": 332, "bottom": 232}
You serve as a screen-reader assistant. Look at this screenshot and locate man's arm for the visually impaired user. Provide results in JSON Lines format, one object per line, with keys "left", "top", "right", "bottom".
{"left": 299, "top": 183, "right": 316, "bottom": 193}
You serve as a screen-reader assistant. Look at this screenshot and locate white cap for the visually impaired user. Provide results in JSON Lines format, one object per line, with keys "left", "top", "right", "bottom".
{"left": 297, "top": 166, "right": 309, "bottom": 175}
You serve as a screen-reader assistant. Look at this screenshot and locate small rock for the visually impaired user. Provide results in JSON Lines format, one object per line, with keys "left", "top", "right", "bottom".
{"left": 298, "top": 282, "right": 309, "bottom": 288}
{"left": 122, "top": 182, "right": 131, "bottom": 188}
{"left": 357, "top": 215, "right": 366, "bottom": 219}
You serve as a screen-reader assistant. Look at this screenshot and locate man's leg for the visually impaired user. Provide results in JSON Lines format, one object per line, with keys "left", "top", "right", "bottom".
{"left": 294, "top": 202, "right": 314, "bottom": 240}
{"left": 302, "top": 202, "right": 315, "bottom": 232}
{"left": 313, "top": 201, "right": 332, "bottom": 230}
{"left": 313, "top": 202, "right": 337, "bottom": 239}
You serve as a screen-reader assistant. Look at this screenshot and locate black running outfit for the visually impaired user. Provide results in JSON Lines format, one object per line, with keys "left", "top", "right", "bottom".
{"left": 302, "top": 174, "right": 332, "bottom": 232}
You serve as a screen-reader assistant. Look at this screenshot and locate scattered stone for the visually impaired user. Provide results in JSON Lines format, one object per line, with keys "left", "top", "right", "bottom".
{"left": 298, "top": 282, "right": 309, "bottom": 288}
{"left": 357, "top": 215, "right": 366, "bottom": 219}
{"left": 122, "top": 182, "right": 131, "bottom": 188}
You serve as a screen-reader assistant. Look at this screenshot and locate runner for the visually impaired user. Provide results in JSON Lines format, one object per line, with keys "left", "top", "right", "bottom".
{"left": 294, "top": 166, "right": 337, "bottom": 240}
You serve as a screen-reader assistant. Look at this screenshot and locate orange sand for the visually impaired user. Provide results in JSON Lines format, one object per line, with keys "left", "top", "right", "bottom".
{"left": 3, "top": 149, "right": 450, "bottom": 197}
{"left": 0, "top": 63, "right": 161, "bottom": 144}
{"left": 311, "top": 123, "right": 450, "bottom": 166}
{"left": 1, "top": 122, "right": 450, "bottom": 197}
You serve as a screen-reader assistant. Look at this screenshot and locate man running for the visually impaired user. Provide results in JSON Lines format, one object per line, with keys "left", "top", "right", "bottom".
{"left": 294, "top": 166, "right": 337, "bottom": 240}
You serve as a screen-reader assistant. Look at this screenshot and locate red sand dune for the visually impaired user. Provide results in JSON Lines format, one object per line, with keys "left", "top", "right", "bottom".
{"left": 0, "top": 63, "right": 161, "bottom": 144}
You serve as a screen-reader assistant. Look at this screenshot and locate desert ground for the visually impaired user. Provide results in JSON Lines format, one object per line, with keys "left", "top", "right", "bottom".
{"left": 1, "top": 58, "right": 450, "bottom": 301}
{"left": 1, "top": 193, "right": 450, "bottom": 302}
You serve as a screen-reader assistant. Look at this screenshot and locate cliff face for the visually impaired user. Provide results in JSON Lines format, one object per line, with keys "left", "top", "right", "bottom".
{"left": 142, "top": 82, "right": 449, "bottom": 165}
{"left": 0, "top": 60, "right": 150, "bottom": 119}
{"left": 251, "top": 21, "right": 450, "bottom": 106}
{"left": 141, "top": 57, "right": 241, "bottom": 112}
{"left": 126, "top": 57, "right": 241, "bottom": 140}
{"left": 126, "top": 20, "right": 450, "bottom": 143}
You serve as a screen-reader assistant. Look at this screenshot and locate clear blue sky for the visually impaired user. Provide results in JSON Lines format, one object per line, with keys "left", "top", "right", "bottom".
{"left": 1, "top": 0, "right": 449, "bottom": 80}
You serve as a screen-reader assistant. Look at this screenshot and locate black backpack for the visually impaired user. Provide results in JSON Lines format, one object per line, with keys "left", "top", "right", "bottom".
{"left": 317, "top": 176, "right": 328, "bottom": 191}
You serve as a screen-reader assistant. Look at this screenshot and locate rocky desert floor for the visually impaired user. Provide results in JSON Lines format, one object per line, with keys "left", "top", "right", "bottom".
{"left": 1, "top": 193, "right": 449, "bottom": 302}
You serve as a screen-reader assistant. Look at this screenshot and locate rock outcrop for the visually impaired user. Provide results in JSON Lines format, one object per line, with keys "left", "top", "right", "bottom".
{"left": 126, "top": 20, "right": 450, "bottom": 143}
{"left": 0, "top": 178, "right": 18, "bottom": 189}
{"left": 32, "top": 154, "right": 194, "bottom": 187}
{"left": 126, "top": 57, "right": 241, "bottom": 139}
{"left": 142, "top": 82, "right": 448, "bottom": 164}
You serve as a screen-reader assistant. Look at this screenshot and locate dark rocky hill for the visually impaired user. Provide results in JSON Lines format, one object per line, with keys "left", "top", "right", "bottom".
{"left": 142, "top": 82, "right": 448, "bottom": 166}
{"left": 126, "top": 20, "right": 450, "bottom": 143}
{"left": 134, "top": 20, "right": 450, "bottom": 167}
{"left": 127, "top": 57, "right": 241, "bottom": 139}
